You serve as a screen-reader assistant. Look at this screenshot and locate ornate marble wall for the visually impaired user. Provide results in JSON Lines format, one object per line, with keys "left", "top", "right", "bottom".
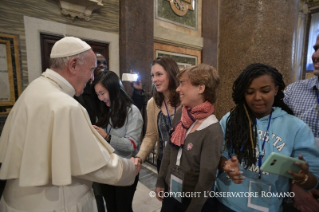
{"left": 216, "top": 0, "right": 300, "bottom": 119}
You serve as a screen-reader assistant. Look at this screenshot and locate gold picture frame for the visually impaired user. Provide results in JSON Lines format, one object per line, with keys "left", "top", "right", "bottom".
{"left": 0, "top": 33, "right": 22, "bottom": 115}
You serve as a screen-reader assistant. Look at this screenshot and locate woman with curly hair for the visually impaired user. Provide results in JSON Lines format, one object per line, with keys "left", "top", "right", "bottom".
{"left": 215, "top": 63, "right": 319, "bottom": 212}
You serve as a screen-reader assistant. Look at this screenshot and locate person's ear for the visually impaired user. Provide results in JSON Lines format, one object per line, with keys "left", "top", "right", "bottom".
{"left": 68, "top": 58, "right": 77, "bottom": 75}
{"left": 198, "top": 84, "right": 205, "bottom": 94}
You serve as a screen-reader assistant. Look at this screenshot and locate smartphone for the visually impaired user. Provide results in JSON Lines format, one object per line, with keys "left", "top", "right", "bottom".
{"left": 122, "top": 73, "right": 138, "bottom": 82}
{"left": 260, "top": 152, "right": 306, "bottom": 178}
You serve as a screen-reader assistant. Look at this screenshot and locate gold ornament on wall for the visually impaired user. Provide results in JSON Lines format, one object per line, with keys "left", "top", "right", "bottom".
{"left": 166, "top": 0, "right": 194, "bottom": 16}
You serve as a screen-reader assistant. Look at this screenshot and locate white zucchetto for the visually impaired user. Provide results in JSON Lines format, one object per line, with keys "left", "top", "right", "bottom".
{"left": 50, "top": 36, "right": 91, "bottom": 58}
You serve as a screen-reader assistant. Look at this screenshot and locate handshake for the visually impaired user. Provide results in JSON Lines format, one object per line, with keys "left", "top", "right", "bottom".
{"left": 130, "top": 157, "right": 142, "bottom": 176}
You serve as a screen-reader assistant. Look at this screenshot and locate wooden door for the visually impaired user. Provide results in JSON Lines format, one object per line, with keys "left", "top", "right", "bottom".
{"left": 40, "top": 34, "right": 109, "bottom": 72}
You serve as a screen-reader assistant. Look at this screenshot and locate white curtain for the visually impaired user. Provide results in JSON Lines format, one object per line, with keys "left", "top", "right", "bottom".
{"left": 292, "top": 2, "right": 308, "bottom": 81}
{"left": 305, "top": 13, "right": 319, "bottom": 71}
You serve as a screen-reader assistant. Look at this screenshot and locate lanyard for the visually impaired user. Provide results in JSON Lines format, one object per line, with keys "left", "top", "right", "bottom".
{"left": 106, "top": 125, "right": 112, "bottom": 135}
{"left": 315, "top": 88, "right": 319, "bottom": 111}
{"left": 256, "top": 111, "right": 272, "bottom": 179}
{"left": 164, "top": 100, "right": 176, "bottom": 126}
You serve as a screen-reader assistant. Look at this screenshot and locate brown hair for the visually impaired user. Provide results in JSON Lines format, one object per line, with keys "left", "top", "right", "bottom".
{"left": 177, "top": 64, "right": 220, "bottom": 104}
{"left": 151, "top": 56, "right": 180, "bottom": 107}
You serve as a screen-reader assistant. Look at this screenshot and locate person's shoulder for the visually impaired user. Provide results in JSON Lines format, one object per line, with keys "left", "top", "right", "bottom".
{"left": 147, "top": 97, "right": 155, "bottom": 104}
{"left": 174, "top": 107, "right": 182, "bottom": 119}
{"left": 49, "top": 92, "right": 81, "bottom": 111}
{"left": 287, "top": 77, "right": 316, "bottom": 89}
{"left": 220, "top": 112, "right": 230, "bottom": 122}
{"left": 176, "top": 106, "right": 182, "bottom": 115}
{"left": 285, "top": 113, "right": 305, "bottom": 123}
{"left": 129, "top": 104, "right": 140, "bottom": 113}
{"left": 128, "top": 104, "right": 143, "bottom": 118}
{"left": 147, "top": 97, "right": 159, "bottom": 110}
{"left": 206, "top": 116, "right": 223, "bottom": 130}
{"left": 276, "top": 111, "right": 308, "bottom": 128}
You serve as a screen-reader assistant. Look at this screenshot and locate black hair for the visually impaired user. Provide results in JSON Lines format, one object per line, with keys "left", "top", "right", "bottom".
{"left": 225, "top": 63, "right": 293, "bottom": 167}
{"left": 92, "top": 71, "right": 133, "bottom": 128}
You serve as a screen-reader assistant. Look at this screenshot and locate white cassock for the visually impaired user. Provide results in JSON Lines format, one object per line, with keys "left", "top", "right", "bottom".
{"left": 0, "top": 69, "right": 136, "bottom": 212}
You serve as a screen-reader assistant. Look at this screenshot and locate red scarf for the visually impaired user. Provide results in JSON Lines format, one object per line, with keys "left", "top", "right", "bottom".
{"left": 170, "top": 101, "right": 215, "bottom": 147}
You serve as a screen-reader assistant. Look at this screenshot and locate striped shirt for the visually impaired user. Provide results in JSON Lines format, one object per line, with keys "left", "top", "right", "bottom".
{"left": 284, "top": 76, "right": 319, "bottom": 138}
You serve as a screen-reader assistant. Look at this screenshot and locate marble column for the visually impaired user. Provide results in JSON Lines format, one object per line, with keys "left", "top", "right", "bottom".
{"left": 202, "top": 0, "right": 218, "bottom": 68}
{"left": 216, "top": 0, "right": 300, "bottom": 119}
{"left": 119, "top": 0, "right": 154, "bottom": 97}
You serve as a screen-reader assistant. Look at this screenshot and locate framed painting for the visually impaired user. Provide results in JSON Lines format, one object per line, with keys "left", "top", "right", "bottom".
{"left": 155, "top": 49, "right": 198, "bottom": 70}
{"left": 0, "top": 33, "right": 22, "bottom": 115}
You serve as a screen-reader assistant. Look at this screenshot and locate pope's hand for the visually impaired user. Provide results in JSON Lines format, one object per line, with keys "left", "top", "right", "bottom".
{"left": 130, "top": 157, "right": 141, "bottom": 176}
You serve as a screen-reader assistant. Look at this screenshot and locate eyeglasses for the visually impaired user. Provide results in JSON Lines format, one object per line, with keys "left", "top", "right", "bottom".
{"left": 97, "top": 60, "right": 107, "bottom": 65}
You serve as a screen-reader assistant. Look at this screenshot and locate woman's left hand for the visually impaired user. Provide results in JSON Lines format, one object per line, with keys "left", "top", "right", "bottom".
{"left": 287, "top": 154, "right": 309, "bottom": 184}
{"left": 155, "top": 187, "right": 165, "bottom": 202}
{"left": 291, "top": 184, "right": 319, "bottom": 212}
{"left": 93, "top": 125, "right": 108, "bottom": 139}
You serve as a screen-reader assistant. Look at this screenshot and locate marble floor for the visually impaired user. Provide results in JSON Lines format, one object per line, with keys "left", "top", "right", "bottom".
{"left": 133, "top": 163, "right": 162, "bottom": 212}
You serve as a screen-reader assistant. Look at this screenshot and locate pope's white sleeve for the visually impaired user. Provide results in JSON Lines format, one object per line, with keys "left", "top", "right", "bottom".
{"left": 75, "top": 134, "right": 136, "bottom": 186}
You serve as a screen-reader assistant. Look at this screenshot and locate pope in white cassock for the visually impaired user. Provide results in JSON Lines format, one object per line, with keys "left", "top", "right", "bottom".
{"left": 0, "top": 37, "right": 139, "bottom": 212}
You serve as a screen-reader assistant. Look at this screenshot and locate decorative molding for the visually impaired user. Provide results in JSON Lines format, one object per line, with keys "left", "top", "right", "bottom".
{"left": 154, "top": 25, "right": 203, "bottom": 51}
{"left": 300, "top": 1, "right": 309, "bottom": 14}
{"left": 153, "top": 37, "right": 202, "bottom": 51}
{"left": 58, "top": 0, "right": 103, "bottom": 21}
{"left": 166, "top": 0, "right": 194, "bottom": 16}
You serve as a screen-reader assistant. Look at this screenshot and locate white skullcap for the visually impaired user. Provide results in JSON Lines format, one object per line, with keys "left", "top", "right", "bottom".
{"left": 50, "top": 36, "right": 91, "bottom": 58}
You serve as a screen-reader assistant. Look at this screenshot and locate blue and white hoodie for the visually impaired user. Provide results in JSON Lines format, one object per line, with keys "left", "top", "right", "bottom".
{"left": 216, "top": 107, "right": 319, "bottom": 212}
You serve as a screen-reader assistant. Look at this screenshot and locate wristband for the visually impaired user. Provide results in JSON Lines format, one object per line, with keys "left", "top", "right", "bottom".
{"left": 105, "top": 134, "right": 112, "bottom": 143}
{"left": 292, "top": 174, "right": 308, "bottom": 185}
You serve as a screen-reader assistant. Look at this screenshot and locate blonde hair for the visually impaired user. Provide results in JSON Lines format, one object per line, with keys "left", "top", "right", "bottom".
{"left": 177, "top": 64, "right": 220, "bottom": 104}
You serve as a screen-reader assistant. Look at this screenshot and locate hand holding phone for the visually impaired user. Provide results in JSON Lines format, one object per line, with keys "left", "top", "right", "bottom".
{"left": 122, "top": 73, "right": 138, "bottom": 82}
{"left": 129, "top": 70, "right": 142, "bottom": 91}
{"left": 260, "top": 152, "right": 307, "bottom": 178}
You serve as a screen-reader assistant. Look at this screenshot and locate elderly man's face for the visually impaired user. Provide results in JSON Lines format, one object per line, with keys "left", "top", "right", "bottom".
{"left": 312, "top": 35, "right": 319, "bottom": 76}
{"left": 95, "top": 54, "right": 107, "bottom": 76}
{"left": 74, "top": 50, "right": 96, "bottom": 96}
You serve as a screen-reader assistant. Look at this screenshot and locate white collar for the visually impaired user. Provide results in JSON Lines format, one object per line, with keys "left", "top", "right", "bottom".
{"left": 197, "top": 114, "right": 219, "bottom": 130}
{"left": 186, "top": 114, "right": 218, "bottom": 136}
{"left": 46, "top": 69, "right": 74, "bottom": 90}
{"left": 42, "top": 69, "right": 75, "bottom": 96}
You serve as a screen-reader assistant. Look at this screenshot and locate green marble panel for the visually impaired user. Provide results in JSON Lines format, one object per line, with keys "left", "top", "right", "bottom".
{"left": 157, "top": 0, "right": 196, "bottom": 29}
